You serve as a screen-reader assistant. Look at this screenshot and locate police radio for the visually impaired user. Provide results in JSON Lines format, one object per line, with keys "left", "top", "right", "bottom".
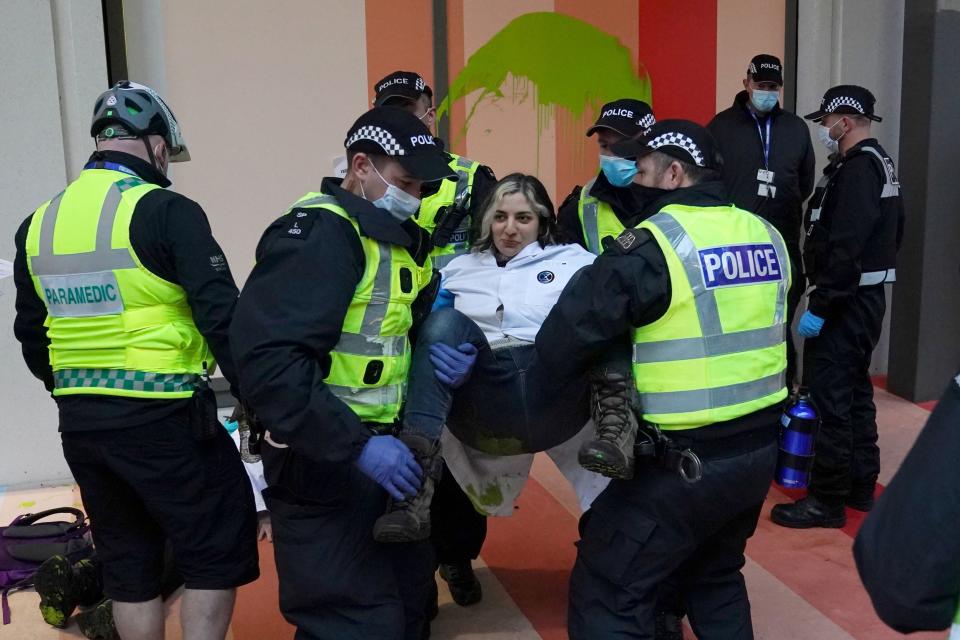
{"left": 775, "top": 389, "right": 820, "bottom": 488}
{"left": 431, "top": 182, "right": 472, "bottom": 248}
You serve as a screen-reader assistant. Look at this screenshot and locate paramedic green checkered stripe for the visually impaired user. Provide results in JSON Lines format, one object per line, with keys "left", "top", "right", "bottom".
{"left": 54, "top": 369, "right": 199, "bottom": 392}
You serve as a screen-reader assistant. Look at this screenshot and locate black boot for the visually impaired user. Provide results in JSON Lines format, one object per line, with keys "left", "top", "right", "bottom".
{"left": 75, "top": 598, "right": 120, "bottom": 640}
{"left": 770, "top": 495, "right": 846, "bottom": 528}
{"left": 373, "top": 434, "right": 443, "bottom": 543}
{"left": 439, "top": 561, "right": 482, "bottom": 606}
{"left": 654, "top": 609, "right": 684, "bottom": 640}
{"left": 578, "top": 371, "right": 638, "bottom": 479}
{"left": 34, "top": 556, "right": 103, "bottom": 628}
{"left": 846, "top": 485, "right": 876, "bottom": 511}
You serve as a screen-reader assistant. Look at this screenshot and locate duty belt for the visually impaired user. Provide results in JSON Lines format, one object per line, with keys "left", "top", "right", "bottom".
{"left": 635, "top": 423, "right": 703, "bottom": 484}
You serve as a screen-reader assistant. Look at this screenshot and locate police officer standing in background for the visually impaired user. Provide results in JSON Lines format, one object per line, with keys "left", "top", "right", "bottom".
{"left": 13, "top": 81, "right": 258, "bottom": 640}
{"left": 557, "top": 98, "right": 657, "bottom": 255}
{"left": 538, "top": 120, "right": 791, "bottom": 639}
{"left": 772, "top": 86, "right": 903, "bottom": 529}
{"left": 708, "top": 54, "right": 815, "bottom": 386}
{"left": 231, "top": 107, "right": 454, "bottom": 639}
{"left": 371, "top": 70, "right": 496, "bottom": 609}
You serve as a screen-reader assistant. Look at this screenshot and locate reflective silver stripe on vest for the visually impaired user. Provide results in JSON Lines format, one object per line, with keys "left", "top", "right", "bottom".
{"left": 293, "top": 194, "right": 338, "bottom": 209}
{"left": 453, "top": 157, "right": 474, "bottom": 206}
{"left": 327, "top": 383, "right": 401, "bottom": 407}
{"left": 432, "top": 253, "right": 459, "bottom": 269}
{"left": 30, "top": 184, "right": 138, "bottom": 276}
{"left": 361, "top": 242, "right": 392, "bottom": 332}
{"left": 334, "top": 332, "right": 406, "bottom": 357}
{"left": 808, "top": 171, "right": 832, "bottom": 222}
{"left": 860, "top": 147, "right": 900, "bottom": 199}
{"left": 859, "top": 268, "right": 896, "bottom": 286}
{"left": 580, "top": 178, "right": 601, "bottom": 255}
{"left": 641, "top": 371, "right": 786, "bottom": 415}
{"left": 634, "top": 324, "right": 785, "bottom": 364}
{"left": 756, "top": 217, "right": 789, "bottom": 324}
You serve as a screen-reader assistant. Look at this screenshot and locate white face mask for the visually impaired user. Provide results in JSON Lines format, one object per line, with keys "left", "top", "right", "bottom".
{"left": 817, "top": 119, "right": 845, "bottom": 153}
{"left": 365, "top": 163, "right": 421, "bottom": 221}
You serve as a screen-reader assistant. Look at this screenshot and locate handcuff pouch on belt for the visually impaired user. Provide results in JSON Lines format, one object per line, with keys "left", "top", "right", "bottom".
{"left": 366, "top": 420, "right": 401, "bottom": 437}
{"left": 635, "top": 422, "right": 703, "bottom": 484}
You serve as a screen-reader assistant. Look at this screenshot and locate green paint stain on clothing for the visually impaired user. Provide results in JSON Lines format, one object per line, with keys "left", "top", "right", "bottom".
{"left": 439, "top": 12, "right": 652, "bottom": 142}
{"left": 465, "top": 482, "right": 505, "bottom": 509}
{"left": 470, "top": 432, "right": 527, "bottom": 456}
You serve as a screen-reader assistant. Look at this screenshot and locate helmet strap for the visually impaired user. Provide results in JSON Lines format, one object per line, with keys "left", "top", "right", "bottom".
{"left": 142, "top": 136, "right": 163, "bottom": 175}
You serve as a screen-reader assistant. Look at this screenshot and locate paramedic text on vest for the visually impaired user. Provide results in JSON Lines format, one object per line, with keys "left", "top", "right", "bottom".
{"left": 557, "top": 98, "right": 657, "bottom": 255}
{"left": 535, "top": 120, "right": 789, "bottom": 640}
{"left": 230, "top": 106, "right": 454, "bottom": 640}
{"left": 771, "top": 85, "right": 904, "bottom": 530}
{"left": 12, "top": 81, "right": 258, "bottom": 640}
{"left": 370, "top": 69, "right": 498, "bottom": 607}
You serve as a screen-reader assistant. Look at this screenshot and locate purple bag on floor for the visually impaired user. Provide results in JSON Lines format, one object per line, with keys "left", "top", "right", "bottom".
{"left": 0, "top": 507, "right": 93, "bottom": 625}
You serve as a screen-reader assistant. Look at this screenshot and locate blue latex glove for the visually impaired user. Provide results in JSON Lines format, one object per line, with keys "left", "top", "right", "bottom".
{"left": 223, "top": 419, "right": 239, "bottom": 433}
{"left": 355, "top": 435, "right": 423, "bottom": 501}
{"left": 429, "top": 342, "right": 478, "bottom": 388}
{"left": 797, "top": 311, "right": 825, "bottom": 338}
{"left": 431, "top": 288, "right": 455, "bottom": 311}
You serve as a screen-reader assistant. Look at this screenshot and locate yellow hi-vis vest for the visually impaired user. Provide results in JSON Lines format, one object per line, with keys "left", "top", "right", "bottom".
{"left": 578, "top": 177, "right": 627, "bottom": 256}
{"left": 25, "top": 168, "right": 213, "bottom": 398}
{"left": 287, "top": 193, "right": 433, "bottom": 423}
{"left": 416, "top": 153, "right": 480, "bottom": 269}
{"left": 632, "top": 204, "right": 790, "bottom": 429}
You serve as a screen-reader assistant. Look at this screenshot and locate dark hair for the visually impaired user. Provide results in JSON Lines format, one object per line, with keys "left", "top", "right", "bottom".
{"left": 345, "top": 148, "right": 387, "bottom": 171}
{"left": 648, "top": 151, "right": 721, "bottom": 185}
{"left": 473, "top": 173, "right": 560, "bottom": 252}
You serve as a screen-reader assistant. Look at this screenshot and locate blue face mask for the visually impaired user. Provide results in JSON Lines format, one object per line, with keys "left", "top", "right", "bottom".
{"left": 599, "top": 154, "right": 638, "bottom": 188}
{"left": 750, "top": 89, "right": 779, "bottom": 113}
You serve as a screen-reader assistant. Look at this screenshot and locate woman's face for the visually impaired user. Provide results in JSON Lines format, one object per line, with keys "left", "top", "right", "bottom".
{"left": 491, "top": 192, "right": 541, "bottom": 259}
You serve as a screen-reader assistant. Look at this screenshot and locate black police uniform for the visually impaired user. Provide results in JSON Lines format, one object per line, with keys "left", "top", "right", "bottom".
{"left": 708, "top": 91, "right": 816, "bottom": 384}
{"left": 537, "top": 179, "right": 781, "bottom": 640}
{"left": 230, "top": 178, "right": 436, "bottom": 640}
{"left": 801, "top": 139, "right": 904, "bottom": 507}
{"left": 12, "top": 150, "right": 258, "bottom": 602}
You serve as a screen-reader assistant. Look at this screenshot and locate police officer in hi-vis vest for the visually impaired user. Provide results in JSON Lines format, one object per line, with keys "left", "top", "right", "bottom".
{"left": 537, "top": 120, "right": 791, "bottom": 639}
{"left": 371, "top": 70, "right": 497, "bottom": 610}
{"left": 13, "top": 81, "right": 258, "bottom": 639}
{"left": 230, "top": 107, "right": 455, "bottom": 640}
{"left": 557, "top": 98, "right": 657, "bottom": 255}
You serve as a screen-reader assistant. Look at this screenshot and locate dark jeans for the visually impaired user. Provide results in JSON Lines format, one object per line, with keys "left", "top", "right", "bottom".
{"left": 430, "top": 461, "right": 487, "bottom": 564}
{"left": 568, "top": 425, "right": 778, "bottom": 640}
{"left": 404, "top": 307, "right": 591, "bottom": 453}
{"left": 805, "top": 286, "right": 886, "bottom": 504}
{"left": 262, "top": 444, "right": 434, "bottom": 640}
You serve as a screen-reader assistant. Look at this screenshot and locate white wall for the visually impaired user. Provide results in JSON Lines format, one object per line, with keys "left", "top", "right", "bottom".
{"left": 0, "top": 0, "right": 108, "bottom": 487}
{"left": 796, "top": 0, "right": 904, "bottom": 374}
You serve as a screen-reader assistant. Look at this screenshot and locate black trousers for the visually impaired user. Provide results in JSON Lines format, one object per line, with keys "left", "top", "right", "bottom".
{"left": 262, "top": 443, "right": 434, "bottom": 640}
{"left": 568, "top": 425, "right": 777, "bottom": 640}
{"left": 430, "top": 461, "right": 487, "bottom": 564}
{"left": 785, "top": 252, "right": 804, "bottom": 388}
{"left": 805, "top": 286, "right": 886, "bottom": 504}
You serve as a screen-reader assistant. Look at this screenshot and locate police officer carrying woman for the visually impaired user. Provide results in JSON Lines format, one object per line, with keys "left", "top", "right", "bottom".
{"left": 537, "top": 120, "right": 791, "bottom": 639}
{"left": 231, "top": 107, "right": 455, "bottom": 639}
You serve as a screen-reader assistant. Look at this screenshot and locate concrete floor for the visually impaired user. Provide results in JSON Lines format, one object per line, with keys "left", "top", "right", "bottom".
{"left": 1, "top": 386, "right": 946, "bottom": 639}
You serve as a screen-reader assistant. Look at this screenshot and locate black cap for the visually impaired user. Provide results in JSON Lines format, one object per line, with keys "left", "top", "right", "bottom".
{"left": 373, "top": 71, "right": 432, "bottom": 107}
{"left": 585, "top": 99, "right": 656, "bottom": 138}
{"left": 747, "top": 54, "right": 783, "bottom": 85}
{"left": 804, "top": 84, "right": 882, "bottom": 122}
{"left": 611, "top": 119, "right": 721, "bottom": 170}
{"left": 344, "top": 107, "right": 455, "bottom": 182}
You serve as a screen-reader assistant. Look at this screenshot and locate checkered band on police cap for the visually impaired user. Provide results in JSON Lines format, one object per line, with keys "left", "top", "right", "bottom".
{"left": 414, "top": 76, "right": 425, "bottom": 91}
{"left": 648, "top": 132, "right": 705, "bottom": 167}
{"left": 823, "top": 95, "right": 865, "bottom": 115}
{"left": 345, "top": 125, "right": 406, "bottom": 156}
{"left": 749, "top": 62, "right": 758, "bottom": 74}
{"left": 639, "top": 113, "right": 656, "bottom": 129}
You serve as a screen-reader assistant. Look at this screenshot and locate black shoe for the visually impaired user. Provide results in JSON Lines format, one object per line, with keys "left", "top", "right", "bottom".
{"left": 579, "top": 371, "right": 637, "bottom": 480}
{"left": 846, "top": 487, "right": 876, "bottom": 511}
{"left": 654, "top": 610, "right": 684, "bottom": 640}
{"left": 75, "top": 598, "right": 119, "bottom": 640}
{"left": 34, "top": 555, "right": 77, "bottom": 628}
{"left": 438, "top": 561, "right": 482, "bottom": 606}
{"left": 771, "top": 495, "right": 846, "bottom": 529}
{"left": 373, "top": 434, "right": 443, "bottom": 543}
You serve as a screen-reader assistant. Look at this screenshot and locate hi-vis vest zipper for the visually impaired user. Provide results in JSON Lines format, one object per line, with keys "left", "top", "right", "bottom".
{"left": 25, "top": 168, "right": 213, "bottom": 398}
{"left": 632, "top": 204, "right": 791, "bottom": 429}
{"left": 415, "top": 153, "right": 479, "bottom": 269}
{"left": 577, "top": 177, "right": 627, "bottom": 256}
{"left": 285, "top": 193, "right": 433, "bottom": 423}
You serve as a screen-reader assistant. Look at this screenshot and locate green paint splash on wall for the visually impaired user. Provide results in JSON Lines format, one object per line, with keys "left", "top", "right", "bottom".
{"left": 438, "top": 12, "right": 652, "bottom": 142}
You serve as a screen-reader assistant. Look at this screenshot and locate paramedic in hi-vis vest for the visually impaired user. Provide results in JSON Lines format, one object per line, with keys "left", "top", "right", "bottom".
{"left": 536, "top": 120, "right": 791, "bottom": 640}
{"left": 230, "top": 106, "right": 456, "bottom": 640}
{"left": 12, "top": 81, "right": 258, "bottom": 640}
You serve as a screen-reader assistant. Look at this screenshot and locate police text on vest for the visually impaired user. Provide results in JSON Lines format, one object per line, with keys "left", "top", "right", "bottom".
{"left": 698, "top": 244, "right": 782, "bottom": 288}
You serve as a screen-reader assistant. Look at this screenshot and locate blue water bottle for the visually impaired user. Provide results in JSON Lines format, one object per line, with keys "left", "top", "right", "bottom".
{"left": 775, "top": 389, "right": 820, "bottom": 488}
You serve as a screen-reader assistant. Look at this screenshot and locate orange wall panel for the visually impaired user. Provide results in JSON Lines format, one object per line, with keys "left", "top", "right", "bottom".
{"left": 364, "top": 0, "right": 435, "bottom": 107}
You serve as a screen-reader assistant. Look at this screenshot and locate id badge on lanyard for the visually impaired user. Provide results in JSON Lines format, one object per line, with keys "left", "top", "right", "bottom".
{"left": 752, "top": 114, "right": 776, "bottom": 198}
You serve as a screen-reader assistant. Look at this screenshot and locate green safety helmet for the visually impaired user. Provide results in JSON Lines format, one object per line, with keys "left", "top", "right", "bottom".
{"left": 90, "top": 81, "right": 190, "bottom": 162}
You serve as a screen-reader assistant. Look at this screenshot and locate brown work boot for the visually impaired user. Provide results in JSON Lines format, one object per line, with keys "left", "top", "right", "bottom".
{"left": 373, "top": 433, "right": 443, "bottom": 543}
{"left": 578, "top": 370, "right": 638, "bottom": 479}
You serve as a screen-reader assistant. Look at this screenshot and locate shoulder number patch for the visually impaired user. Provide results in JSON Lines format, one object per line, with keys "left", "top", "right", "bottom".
{"left": 284, "top": 209, "right": 315, "bottom": 240}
